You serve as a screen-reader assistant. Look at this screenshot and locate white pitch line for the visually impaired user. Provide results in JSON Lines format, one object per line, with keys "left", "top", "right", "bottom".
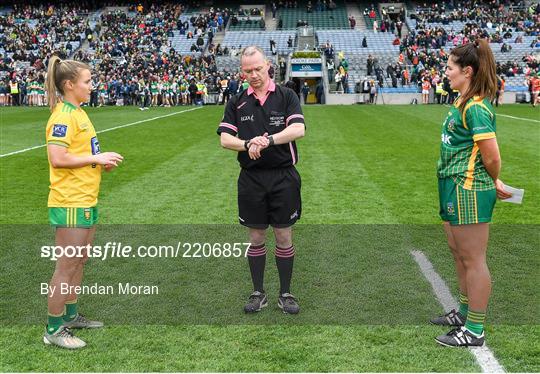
{"left": 0, "top": 107, "right": 202, "bottom": 158}
{"left": 96, "top": 106, "right": 202, "bottom": 134}
{"left": 498, "top": 113, "right": 540, "bottom": 123}
{"left": 410, "top": 250, "right": 506, "bottom": 373}
{"left": 0, "top": 144, "right": 46, "bottom": 157}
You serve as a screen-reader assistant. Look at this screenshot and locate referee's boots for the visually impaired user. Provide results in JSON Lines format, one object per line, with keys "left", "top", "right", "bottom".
{"left": 244, "top": 291, "right": 268, "bottom": 313}
{"left": 278, "top": 293, "right": 300, "bottom": 314}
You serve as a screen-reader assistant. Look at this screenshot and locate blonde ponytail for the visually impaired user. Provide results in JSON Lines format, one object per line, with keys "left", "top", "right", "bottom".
{"left": 45, "top": 55, "right": 61, "bottom": 111}
{"left": 45, "top": 55, "right": 91, "bottom": 111}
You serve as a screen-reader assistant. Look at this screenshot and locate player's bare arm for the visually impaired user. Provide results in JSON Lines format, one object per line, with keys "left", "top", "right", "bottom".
{"left": 476, "top": 138, "right": 511, "bottom": 199}
{"left": 48, "top": 144, "right": 123, "bottom": 169}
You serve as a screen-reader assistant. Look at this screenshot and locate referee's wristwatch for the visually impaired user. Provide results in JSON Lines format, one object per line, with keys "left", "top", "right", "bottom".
{"left": 244, "top": 139, "right": 250, "bottom": 150}
{"left": 267, "top": 135, "right": 275, "bottom": 146}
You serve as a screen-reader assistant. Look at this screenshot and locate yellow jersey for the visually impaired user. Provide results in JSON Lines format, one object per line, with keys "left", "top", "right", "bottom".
{"left": 46, "top": 101, "right": 101, "bottom": 207}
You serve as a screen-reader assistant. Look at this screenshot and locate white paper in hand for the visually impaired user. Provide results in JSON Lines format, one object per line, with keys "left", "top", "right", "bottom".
{"left": 501, "top": 184, "right": 524, "bottom": 204}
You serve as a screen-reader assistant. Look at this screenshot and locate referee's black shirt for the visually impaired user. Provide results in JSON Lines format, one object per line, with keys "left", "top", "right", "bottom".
{"left": 217, "top": 80, "right": 305, "bottom": 169}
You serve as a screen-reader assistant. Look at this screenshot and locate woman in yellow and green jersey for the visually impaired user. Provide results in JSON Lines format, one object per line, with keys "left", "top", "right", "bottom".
{"left": 431, "top": 39, "right": 513, "bottom": 347}
{"left": 43, "top": 55, "right": 123, "bottom": 349}
{"left": 27, "top": 77, "right": 36, "bottom": 106}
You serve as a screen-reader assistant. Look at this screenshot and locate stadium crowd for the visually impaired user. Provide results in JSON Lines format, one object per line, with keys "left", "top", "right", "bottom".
{"left": 1, "top": 2, "right": 97, "bottom": 106}
{"left": 1, "top": 1, "right": 539, "bottom": 107}
{"left": 371, "top": 0, "right": 540, "bottom": 97}
{"left": 411, "top": 1, "right": 539, "bottom": 35}
{"left": 1, "top": 2, "right": 250, "bottom": 107}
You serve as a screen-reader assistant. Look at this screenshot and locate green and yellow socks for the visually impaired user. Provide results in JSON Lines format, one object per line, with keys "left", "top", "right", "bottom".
{"left": 458, "top": 293, "right": 485, "bottom": 336}
{"left": 458, "top": 293, "right": 469, "bottom": 317}
{"left": 47, "top": 313, "right": 64, "bottom": 334}
{"left": 63, "top": 299, "right": 78, "bottom": 322}
{"left": 47, "top": 299, "right": 78, "bottom": 334}
{"left": 465, "top": 310, "right": 486, "bottom": 336}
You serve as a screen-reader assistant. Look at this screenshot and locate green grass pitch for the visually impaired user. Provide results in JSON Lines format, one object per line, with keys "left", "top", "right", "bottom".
{"left": 0, "top": 104, "right": 539, "bottom": 372}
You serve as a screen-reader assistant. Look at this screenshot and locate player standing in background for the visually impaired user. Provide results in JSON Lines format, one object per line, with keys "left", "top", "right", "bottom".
{"left": 432, "top": 39, "right": 512, "bottom": 347}
{"left": 138, "top": 78, "right": 148, "bottom": 110}
{"left": 98, "top": 76, "right": 107, "bottom": 107}
{"left": 422, "top": 78, "right": 431, "bottom": 104}
{"left": 150, "top": 77, "right": 159, "bottom": 107}
{"left": 162, "top": 78, "right": 171, "bottom": 107}
{"left": 43, "top": 55, "right": 124, "bottom": 349}
{"left": 217, "top": 46, "right": 305, "bottom": 314}
{"left": 27, "top": 75, "right": 35, "bottom": 106}
{"left": 496, "top": 75, "right": 505, "bottom": 107}
{"left": 0, "top": 78, "right": 7, "bottom": 106}
{"left": 37, "top": 74, "right": 46, "bottom": 107}
{"left": 26, "top": 75, "right": 33, "bottom": 106}
{"left": 180, "top": 77, "right": 189, "bottom": 105}
{"left": 33, "top": 75, "right": 40, "bottom": 106}
{"left": 532, "top": 72, "right": 540, "bottom": 107}
{"left": 170, "top": 78, "right": 178, "bottom": 106}
{"left": 220, "top": 75, "right": 229, "bottom": 105}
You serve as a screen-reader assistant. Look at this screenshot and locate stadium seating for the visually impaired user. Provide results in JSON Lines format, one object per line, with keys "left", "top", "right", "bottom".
{"left": 228, "top": 19, "right": 264, "bottom": 31}
{"left": 170, "top": 31, "right": 208, "bottom": 55}
{"left": 406, "top": 17, "right": 466, "bottom": 34}
{"left": 215, "top": 56, "right": 241, "bottom": 73}
{"left": 362, "top": 5, "right": 382, "bottom": 30}
{"left": 317, "top": 30, "right": 400, "bottom": 53}
{"left": 0, "top": 5, "right": 12, "bottom": 15}
{"left": 222, "top": 31, "right": 296, "bottom": 55}
{"left": 278, "top": 2, "right": 348, "bottom": 29}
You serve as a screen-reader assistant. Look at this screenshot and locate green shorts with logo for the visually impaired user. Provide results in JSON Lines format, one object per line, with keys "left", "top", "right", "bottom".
{"left": 438, "top": 178, "right": 496, "bottom": 225}
{"left": 49, "top": 207, "right": 99, "bottom": 228}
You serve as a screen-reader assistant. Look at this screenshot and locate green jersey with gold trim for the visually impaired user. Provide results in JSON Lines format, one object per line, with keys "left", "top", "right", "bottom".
{"left": 437, "top": 97, "right": 496, "bottom": 191}
{"left": 36, "top": 81, "right": 45, "bottom": 94}
{"left": 163, "top": 81, "right": 172, "bottom": 93}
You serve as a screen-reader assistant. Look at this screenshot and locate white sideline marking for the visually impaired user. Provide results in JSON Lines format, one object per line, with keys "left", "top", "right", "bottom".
{"left": 411, "top": 250, "right": 506, "bottom": 373}
{"left": 498, "top": 114, "right": 540, "bottom": 123}
{"left": 0, "top": 107, "right": 203, "bottom": 158}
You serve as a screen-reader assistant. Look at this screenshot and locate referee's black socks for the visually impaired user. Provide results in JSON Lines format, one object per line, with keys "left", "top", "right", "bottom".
{"left": 275, "top": 245, "right": 295, "bottom": 295}
{"left": 247, "top": 244, "right": 267, "bottom": 292}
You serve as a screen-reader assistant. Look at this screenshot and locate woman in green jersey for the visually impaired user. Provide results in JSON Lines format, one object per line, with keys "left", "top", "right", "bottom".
{"left": 432, "top": 39, "right": 513, "bottom": 347}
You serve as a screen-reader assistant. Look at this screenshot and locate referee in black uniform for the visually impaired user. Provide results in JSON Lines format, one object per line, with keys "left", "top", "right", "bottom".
{"left": 217, "top": 46, "right": 305, "bottom": 314}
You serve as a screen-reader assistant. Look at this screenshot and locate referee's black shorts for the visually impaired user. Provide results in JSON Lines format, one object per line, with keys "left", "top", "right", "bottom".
{"left": 238, "top": 166, "right": 301, "bottom": 229}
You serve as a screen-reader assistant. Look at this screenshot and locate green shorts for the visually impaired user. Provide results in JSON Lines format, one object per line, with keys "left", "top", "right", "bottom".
{"left": 438, "top": 178, "right": 496, "bottom": 225}
{"left": 49, "top": 207, "right": 99, "bottom": 228}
